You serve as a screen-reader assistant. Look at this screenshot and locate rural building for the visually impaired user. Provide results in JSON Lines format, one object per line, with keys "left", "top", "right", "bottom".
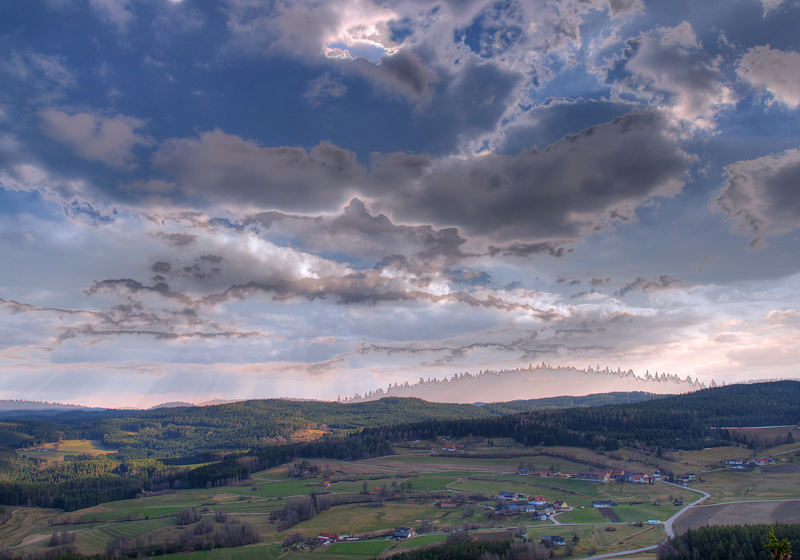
{"left": 541, "top": 535, "right": 566, "bottom": 547}
{"left": 592, "top": 500, "right": 618, "bottom": 508}
{"left": 498, "top": 491, "right": 516, "bottom": 501}
{"left": 553, "top": 500, "right": 568, "bottom": 509}
{"left": 722, "top": 459, "right": 745, "bottom": 465}
{"left": 626, "top": 472, "right": 651, "bottom": 484}
{"left": 393, "top": 527, "right": 416, "bottom": 539}
{"left": 518, "top": 466, "right": 530, "bottom": 476}
{"left": 496, "top": 502, "right": 526, "bottom": 514}
{"left": 577, "top": 471, "right": 611, "bottom": 483}
{"left": 318, "top": 533, "right": 339, "bottom": 542}
{"left": 530, "top": 496, "right": 547, "bottom": 506}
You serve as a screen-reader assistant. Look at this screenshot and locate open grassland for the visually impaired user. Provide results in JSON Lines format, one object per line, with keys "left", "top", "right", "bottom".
{"left": 519, "top": 522, "right": 665, "bottom": 558}
{"left": 0, "top": 508, "right": 59, "bottom": 548}
{"left": 726, "top": 426, "right": 800, "bottom": 447}
{"left": 73, "top": 517, "right": 177, "bottom": 555}
{"left": 673, "top": 500, "right": 800, "bottom": 534}
{"left": 392, "top": 533, "right": 448, "bottom": 550}
{"left": 2, "top": 442, "right": 799, "bottom": 559}
{"left": 665, "top": 446, "right": 748, "bottom": 470}
{"left": 284, "top": 503, "right": 438, "bottom": 536}
{"left": 692, "top": 467, "right": 800, "bottom": 502}
{"left": 16, "top": 439, "right": 116, "bottom": 463}
{"left": 159, "top": 543, "right": 284, "bottom": 560}
{"left": 325, "top": 538, "right": 396, "bottom": 556}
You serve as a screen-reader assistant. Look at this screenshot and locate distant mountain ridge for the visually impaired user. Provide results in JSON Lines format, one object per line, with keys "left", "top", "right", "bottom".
{"left": 0, "top": 399, "right": 100, "bottom": 412}
{"left": 342, "top": 364, "right": 707, "bottom": 403}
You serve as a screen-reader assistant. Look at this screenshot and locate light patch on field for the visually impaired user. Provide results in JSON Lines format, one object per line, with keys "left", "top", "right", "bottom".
{"left": 17, "top": 439, "right": 116, "bottom": 463}
{"left": 291, "top": 428, "right": 332, "bottom": 442}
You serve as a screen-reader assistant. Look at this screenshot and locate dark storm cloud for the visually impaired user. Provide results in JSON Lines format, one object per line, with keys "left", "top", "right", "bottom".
{"left": 384, "top": 111, "right": 689, "bottom": 242}
{"left": 154, "top": 232, "right": 197, "bottom": 247}
{"left": 353, "top": 50, "right": 438, "bottom": 98}
{"left": 147, "top": 110, "right": 688, "bottom": 252}
{"left": 712, "top": 149, "right": 800, "bottom": 248}
{"left": 242, "top": 198, "right": 470, "bottom": 262}
{"left": 152, "top": 131, "right": 366, "bottom": 212}
{"left": 618, "top": 275, "right": 683, "bottom": 296}
{"left": 151, "top": 261, "right": 171, "bottom": 274}
{"left": 487, "top": 242, "right": 571, "bottom": 258}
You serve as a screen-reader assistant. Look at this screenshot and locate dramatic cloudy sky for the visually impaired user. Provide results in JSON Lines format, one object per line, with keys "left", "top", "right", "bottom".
{"left": 1, "top": 0, "right": 799, "bottom": 407}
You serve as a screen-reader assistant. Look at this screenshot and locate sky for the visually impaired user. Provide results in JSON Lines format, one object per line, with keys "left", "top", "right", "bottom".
{"left": 1, "top": 0, "right": 799, "bottom": 408}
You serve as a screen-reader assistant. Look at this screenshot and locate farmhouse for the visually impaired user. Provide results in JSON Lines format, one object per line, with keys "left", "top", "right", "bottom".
{"left": 722, "top": 459, "right": 745, "bottom": 466}
{"left": 518, "top": 466, "right": 530, "bottom": 476}
{"left": 318, "top": 533, "right": 339, "bottom": 542}
{"left": 577, "top": 471, "right": 611, "bottom": 483}
{"left": 393, "top": 527, "right": 416, "bottom": 539}
{"left": 530, "top": 496, "right": 547, "bottom": 506}
{"left": 541, "top": 535, "right": 566, "bottom": 547}
{"left": 498, "top": 491, "right": 516, "bottom": 501}
{"left": 553, "top": 500, "right": 568, "bottom": 509}
{"left": 626, "top": 472, "right": 651, "bottom": 484}
{"left": 496, "top": 502, "right": 526, "bottom": 514}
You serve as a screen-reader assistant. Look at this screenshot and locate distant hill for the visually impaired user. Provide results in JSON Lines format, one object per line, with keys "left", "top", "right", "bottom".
{"left": 148, "top": 401, "right": 194, "bottom": 410}
{"left": 0, "top": 400, "right": 97, "bottom": 412}
{"left": 365, "top": 380, "right": 800, "bottom": 451}
{"left": 343, "top": 365, "right": 706, "bottom": 403}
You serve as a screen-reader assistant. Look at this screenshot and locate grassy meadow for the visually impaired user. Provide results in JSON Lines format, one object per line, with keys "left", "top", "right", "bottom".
{"left": 3, "top": 436, "right": 800, "bottom": 559}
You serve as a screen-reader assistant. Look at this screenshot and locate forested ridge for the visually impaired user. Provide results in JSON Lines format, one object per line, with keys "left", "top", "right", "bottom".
{"left": 0, "top": 392, "right": 658, "bottom": 459}
{"left": 0, "top": 382, "right": 797, "bottom": 511}
{"left": 361, "top": 380, "right": 800, "bottom": 451}
{"left": 658, "top": 524, "right": 800, "bottom": 560}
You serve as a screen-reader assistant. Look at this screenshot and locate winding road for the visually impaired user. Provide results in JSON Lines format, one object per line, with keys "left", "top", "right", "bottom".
{"left": 580, "top": 480, "right": 710, "bottom": 559}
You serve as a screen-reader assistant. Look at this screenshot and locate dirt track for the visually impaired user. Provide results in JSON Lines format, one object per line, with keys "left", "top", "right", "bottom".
{"left": 673, "top": 500, "right": 800, "bottom": 534}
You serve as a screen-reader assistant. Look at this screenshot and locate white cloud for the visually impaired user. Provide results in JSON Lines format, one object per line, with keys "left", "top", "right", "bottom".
{"left": 89, "top": 0, "right": 134, "bottom": 30}
{"left": 612, "top": 21, "right": 735, "bottom": 130}
{"left": 40, "top": 109, "right": 153, "bottom": 168}
{"left": 737, "top": 45, "right": 800, "bottom": 109}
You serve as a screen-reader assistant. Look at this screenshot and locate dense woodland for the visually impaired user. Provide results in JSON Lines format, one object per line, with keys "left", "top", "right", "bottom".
{"left": 0, "top": 392, "right": 658, "bottom": 460}
{"left": 658, "top": 524, "right": 800, "bottom": 560}
{"left": 0, "top": 382, "right": 797, "bottom": 511}
{"left": 363, "top": 380, "right": 800, "bottom": 451}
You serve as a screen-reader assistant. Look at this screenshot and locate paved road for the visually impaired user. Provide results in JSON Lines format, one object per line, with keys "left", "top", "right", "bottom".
{"left": 759, "top": 445, "right": 800, "bottom": 460}
{"left": 581, "top": 544, "right": 659, "bottom": 559}
{"left": 659, "top": 480, "right": 710, "bottom": 538}
{"left": 578, "top": 480, "right": 710, "bottom": 559}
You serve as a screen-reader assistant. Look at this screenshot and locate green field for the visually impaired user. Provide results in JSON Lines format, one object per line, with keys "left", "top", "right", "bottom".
{"left": 3, "top": 440, "right": 799, "bottom": 559}
{"left": 325, "top": 539, "right": 395, "bottom": 556}
{"left": 159, "top": 543, "right": 283, "bottom": 560}
{"left": 287, "top": 503, "right": 436, "bottom": 535}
